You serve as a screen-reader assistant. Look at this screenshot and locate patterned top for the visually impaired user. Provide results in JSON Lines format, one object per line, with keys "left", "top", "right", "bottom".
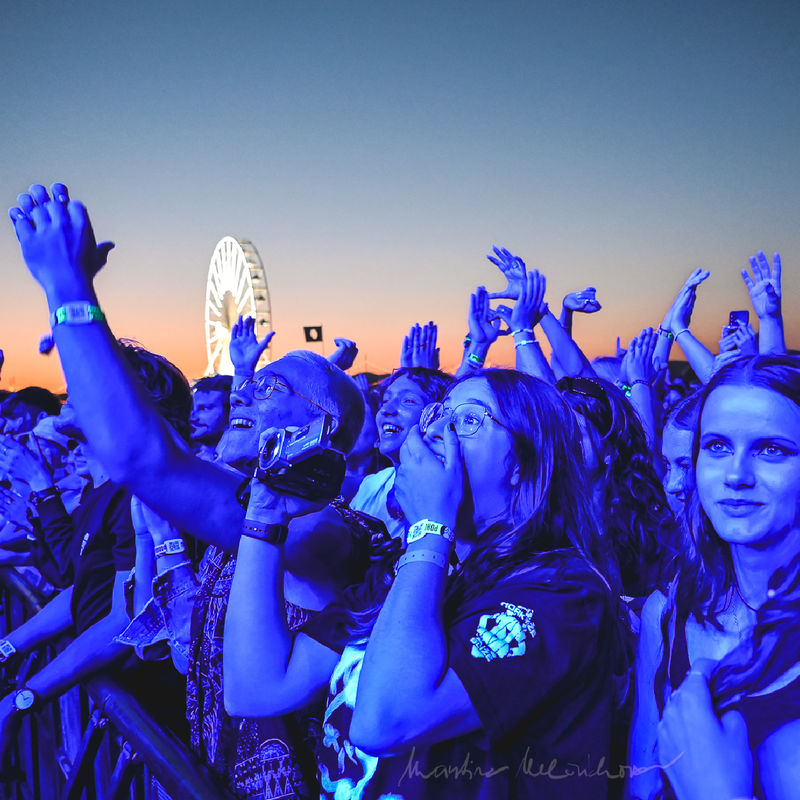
{"left": 188, "top": 546, "right": 322, "bottom": 800}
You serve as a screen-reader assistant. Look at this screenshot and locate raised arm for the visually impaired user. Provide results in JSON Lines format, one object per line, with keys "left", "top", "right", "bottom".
{"left": 223, "top": 446, "right": 340, "bottom": 717}
{"left": 621, "top": 328, "right": 660, "bottom": 448}
{"left": 455, "top": 287, "right": 502, "bottom": 378}
{"left": 8, "top": 184, "right": 244, "bottom": 548}
{"left": 741, "top": 250, "right": 785, "bottom": 355}
{"left": 665, "top": 270, "right": 714, "bottom": 383}
{"left": 229, "top": 315, "right": 275, "bottom": 380}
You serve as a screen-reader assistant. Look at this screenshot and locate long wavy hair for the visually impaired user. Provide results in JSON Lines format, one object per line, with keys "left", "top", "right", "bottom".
{"left": 655, "top": 355, "right": 800, "bottom": 711}
{"left": 558, "top": 377, "right": 678, "bottom": 597}
{"left": 335, "top": 370, "right": 623, "bottom": 648}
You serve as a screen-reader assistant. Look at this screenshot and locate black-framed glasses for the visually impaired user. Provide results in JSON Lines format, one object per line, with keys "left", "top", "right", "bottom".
{"left": 235, "top": 374, "right": 335, "bottom": 418}
{"left": 419, "top": 402, "right": 507, "bottom": 438}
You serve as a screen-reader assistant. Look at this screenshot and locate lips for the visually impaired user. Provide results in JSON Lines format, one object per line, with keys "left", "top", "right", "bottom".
{"left": 380, "top": 422, "right": 403, "bottom": 437}
{"left": 718, "top": 499, "right": 764, "bottom": 516}
{"left": 229, "top": 417, "right": 255, "bottom": 430}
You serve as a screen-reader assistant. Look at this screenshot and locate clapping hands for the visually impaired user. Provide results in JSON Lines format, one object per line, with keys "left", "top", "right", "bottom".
{"left": 493, "top": 270, "right": 548, "bottom": 333}
{"left": 400, "top": 323, "right": 439, "bottom": 369}
{"left": 328, "top": 338, "right": 359, "bottom": 371}
{"left": 664, "top": 268, "right": 710, "bottom": 333}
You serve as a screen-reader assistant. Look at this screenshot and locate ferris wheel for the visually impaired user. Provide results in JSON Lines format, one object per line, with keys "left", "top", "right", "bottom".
{"left": 204, "top": 236, "right": 272, "bottom": 376}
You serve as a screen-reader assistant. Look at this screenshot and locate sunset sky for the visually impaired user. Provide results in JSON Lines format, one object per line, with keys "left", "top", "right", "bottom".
{"left": 2, "top": 1, "right": 799, "bottom": 390}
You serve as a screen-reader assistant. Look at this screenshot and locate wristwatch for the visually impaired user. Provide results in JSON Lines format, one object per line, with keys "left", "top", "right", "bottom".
{"left": 12, "top": 687, "right": 39, "bottom": 714}
{"left": 406, "top": 519, "right": 454, "bottom": 546}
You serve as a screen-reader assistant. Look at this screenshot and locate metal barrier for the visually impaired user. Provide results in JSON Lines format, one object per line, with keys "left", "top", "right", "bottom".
{"left": 0, "top": 568, "right": 237, "bottom": 800}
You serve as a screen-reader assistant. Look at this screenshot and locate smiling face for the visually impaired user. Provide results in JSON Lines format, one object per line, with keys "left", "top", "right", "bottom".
{"left": 662, "top": 422, "right": 694, "bottom": 516}
{"left": 418, "top": 377, "right": 519, "bottom": 530}
{"left": 376, "top": 376, "right": 429, "bottom": 464}
{"left": 215, "top": 356, "right": 329, "bottom": 470}
{"left": 696, "top": 384, "right": 800, "bottom": 550}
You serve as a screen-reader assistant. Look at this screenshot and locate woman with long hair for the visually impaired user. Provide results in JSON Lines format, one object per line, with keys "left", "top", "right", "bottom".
{"left": 630, "top": 354, "right": 800, "bottom": 800}
{"left": 557, "top": 376, "right": 679, "bottom": 598}
{"left": 224, "top": 369, "right": 629, "bottom": 799}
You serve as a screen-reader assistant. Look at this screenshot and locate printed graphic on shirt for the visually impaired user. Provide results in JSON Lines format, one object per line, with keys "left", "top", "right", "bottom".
{"left": 79, "top": 531, "right": 91, "bottom": 557}
{"left": 470, "top": 602, "right": 536, "bottom": 661}
{"left": 234, "top": 738, "right": 300, "bottom": 800}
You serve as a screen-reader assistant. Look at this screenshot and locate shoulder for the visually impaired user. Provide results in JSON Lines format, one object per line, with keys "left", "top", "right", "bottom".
{"left": 351, "top": 467, "right": 395, "bottom": 506}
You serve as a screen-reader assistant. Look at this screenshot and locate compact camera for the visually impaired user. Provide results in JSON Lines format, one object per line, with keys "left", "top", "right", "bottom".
{"left": 254, "top": 414, "right": 346, "bottom": 502}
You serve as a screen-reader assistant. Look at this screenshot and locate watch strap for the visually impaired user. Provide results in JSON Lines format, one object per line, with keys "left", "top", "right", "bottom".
{"left": 154, "top": 538, "right": 186, "bottom": 558}
{"left": 241, "top": 520, "right": 289, "bottom": 545}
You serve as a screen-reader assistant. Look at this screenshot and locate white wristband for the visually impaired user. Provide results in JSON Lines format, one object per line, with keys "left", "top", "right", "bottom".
{"left": 0, "top": 639, "right": 17, "bottom": 662}
{"left": 154, "top": 538, "right": 186, "bottom": 558}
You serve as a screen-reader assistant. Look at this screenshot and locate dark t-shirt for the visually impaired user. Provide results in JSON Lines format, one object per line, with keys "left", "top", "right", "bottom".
{"left": 303, "top": 550, "right": 620, "bottom": 800}
{"left": 68, "top": 482, "right": 135, "bottom": 633}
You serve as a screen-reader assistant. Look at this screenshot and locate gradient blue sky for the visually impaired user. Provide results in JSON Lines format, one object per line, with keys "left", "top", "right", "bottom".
{"left": 2, "top": 0, "right": 799, "bottom": 389}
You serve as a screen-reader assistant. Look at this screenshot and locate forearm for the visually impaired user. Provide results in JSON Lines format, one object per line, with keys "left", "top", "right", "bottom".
{"left": 5, "top": 587, "right": 74, "bottom": 654}
{"left": 513, "top": 336, "right": 555, "bottom": 383}
{"left": 133, "top": 539, "right": 156, "bottom": 616}
{"left": 455, "top": 341, "right": 490, "bottom": 379}
{"left": 653, "top": 328, "right": 674, "bottom": 367}
{"left": 559, "top": 306, "right": 573, "bottom": 334}
{"left": 26, "top": 610, "right": 129, "bottom": 702}
{"left": 629, "top": 383, "right": 659, "bottom": 450}
{"left": 46, "top": 284, "right": 177, "bottom": 482}
{"left": 355, "top": 540, "right": 448, "bottom": 742}
{"left": 757, "top": 315, "right": 786, "bottom": 355}
{"left": 223, "top": 534, "right": 292, "bottom": 711}
{"left": 672, "top": 330, "right": 714, "bottom": 383}
{"left": 540, "top": 310, "right": 594, "bottom": 378}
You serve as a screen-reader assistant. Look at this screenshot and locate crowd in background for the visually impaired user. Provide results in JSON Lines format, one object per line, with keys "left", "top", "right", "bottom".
{"left": 0, "top": 182, "right": 797, "bottom": 800}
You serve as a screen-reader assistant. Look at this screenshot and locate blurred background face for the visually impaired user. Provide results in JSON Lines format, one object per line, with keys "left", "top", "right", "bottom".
{"left": 696, "top": 384, "right": 800, "bottom": 550}
{"left": 662, "top": 421, "right": 694, "bottom": 516}
{"left": 190, "top": 389, "right": 228, "bottom": 446}
{"left": 375, "top": 375, "right": 429, "bottom": 465}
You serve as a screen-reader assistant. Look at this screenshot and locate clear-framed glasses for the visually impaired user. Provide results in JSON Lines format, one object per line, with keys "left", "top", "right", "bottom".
{"left": 419, "top": 402, "right": 507, "bottom": 438}
{"left": 235, "top": 374, "right": 335, "bottom": 418}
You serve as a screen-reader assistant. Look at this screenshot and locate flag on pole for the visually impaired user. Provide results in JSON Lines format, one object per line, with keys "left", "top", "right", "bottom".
{"left": 303, "top": 326, "right": 323, "bottom": 343}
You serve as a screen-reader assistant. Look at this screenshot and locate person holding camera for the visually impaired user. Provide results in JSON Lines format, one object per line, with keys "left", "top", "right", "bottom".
{"left": 224, "top": 369, "right": 630, "bottom": 799}
{"left": 7, "top": 183, "right": 370, "bottom": 799}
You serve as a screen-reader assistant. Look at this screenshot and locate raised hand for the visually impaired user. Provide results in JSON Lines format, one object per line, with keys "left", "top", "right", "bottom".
{"left": 493, "top": 270, "right": 547, "bottom": 332}
{"left": 400, "top": 324, "right": 418, "bottom": 368}
{"left": 622, "top": 328, "right": 658, "bottom": 384}
{"left": 229, "top": 315, "right": 274, "bottom": 374}
{"left": 562, "top": 287, "right": 601, "bottom": 314}
{"left": 719, "top": 322, "right": 757, "bottom": 356}
{"left": 663, "top": 268, "right": 710, "bottom": 333}
{"left": 8, "top": 183, "right": 114, "bottom": 295}
{"left": 328, "top": 338, "right": 358, "bottom": 370}
{"left": 486, "top": 246, "right": 527, "bottom": 300}
{"left": 413, "top": 322, "right": 439, "bottom": 369}
{"left": 741, "top": 250, "right": 781, "bottom": 319}
{"left": 468, "top": 287, "right": 503, "bottom": 346}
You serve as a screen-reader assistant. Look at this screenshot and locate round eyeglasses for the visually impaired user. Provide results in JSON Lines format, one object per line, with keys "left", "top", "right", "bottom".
{"left": 235, "top": 374, "right": 335, "bottom": 418}
{"left": 419, "top": 402, "right": 507, "bottom": 438}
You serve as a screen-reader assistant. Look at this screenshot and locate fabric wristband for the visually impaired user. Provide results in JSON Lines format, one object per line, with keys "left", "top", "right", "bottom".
{"left": 154, "top": 538, "right": 186, "bottom": 558}
{"left": 657, "top": 326, "right": 674, "bottom": 340}
{"left": 396, "top": 549, "right": 448, "bottom": 570}
{"left": 241, "top": 519, "right": 289, "bottom": 545}
{"left": 50, "top": 303, "right": 105, "bottom": 328}
{"left": 0, "top": 640, "right": 16, "bottom": 662}
{"left": 30, "top": 486, "right": 59, "bottom": 507}
{"left": 467, "top": 353, "right": 484, "bottom": 367}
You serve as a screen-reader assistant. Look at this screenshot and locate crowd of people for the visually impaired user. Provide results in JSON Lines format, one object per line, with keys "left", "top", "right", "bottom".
{"left": 0, "top": 182, "right": 796, "bottom": 799}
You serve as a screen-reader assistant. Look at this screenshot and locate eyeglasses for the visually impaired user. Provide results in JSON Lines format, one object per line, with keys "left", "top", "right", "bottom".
{"left": 235, "top": 374, "right": 335, "bottom": 418}
{"left": 419, "top": 402, "right": 507, "bottom": 438}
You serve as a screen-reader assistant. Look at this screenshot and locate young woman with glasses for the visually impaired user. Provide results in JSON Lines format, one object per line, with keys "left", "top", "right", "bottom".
{"left": 224, "top": 369, "right": 629, "bottom": 799}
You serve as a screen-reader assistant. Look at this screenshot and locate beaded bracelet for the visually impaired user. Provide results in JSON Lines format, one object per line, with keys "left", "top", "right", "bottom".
{"left": 630, "top": 379, "right": 651, "bottom": 389}
{"left": 512, "top": 328, "right": 536, "bottom": 337}
{"left": 657, "top": 326, "right": 674, "bottom": 340}
{"left": 514, "top": 339, "right": 537, "bottom": 349}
